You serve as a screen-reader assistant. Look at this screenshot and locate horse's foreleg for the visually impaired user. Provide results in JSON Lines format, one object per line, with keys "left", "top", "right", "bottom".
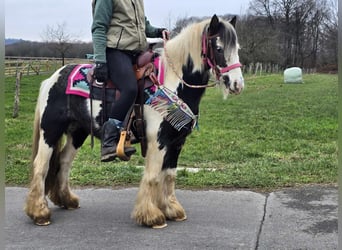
{"left": 48, "top": 134, "right": 79, "bottom": 209}
{"left": 25, "top": 137, "right": 53, "bottom": 226}
{"left": 161, "top": 169, "right": 187, "bottom": 222}
{"left": 132, "top": 140, "right": 167, "bottom": 228}
{"left": 132, "top": 159, "right": 186, "bottom": 227}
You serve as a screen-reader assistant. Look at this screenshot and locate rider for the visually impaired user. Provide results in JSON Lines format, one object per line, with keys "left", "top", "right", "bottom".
{"left": 91, "top": 0, "right": 167, "bottom": 162}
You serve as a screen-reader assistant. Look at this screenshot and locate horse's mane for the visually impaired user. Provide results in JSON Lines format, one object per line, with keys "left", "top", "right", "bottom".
{"left": 163, "top": 17, "right": 238, "bottom": 75}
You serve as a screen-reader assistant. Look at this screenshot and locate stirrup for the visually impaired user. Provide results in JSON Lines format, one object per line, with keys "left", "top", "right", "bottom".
{"left": 116, "top": 130, "right": 136, "bottom": 161}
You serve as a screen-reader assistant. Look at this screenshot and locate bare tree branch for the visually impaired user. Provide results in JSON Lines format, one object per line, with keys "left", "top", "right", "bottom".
{"left": 41, "top": 22, "right": 74, "bottom": 65}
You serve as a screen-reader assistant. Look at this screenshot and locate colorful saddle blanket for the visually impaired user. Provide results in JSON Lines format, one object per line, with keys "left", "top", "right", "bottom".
{"left": 66, "top": 58, "right": 165, "bottom": 98}
{"left": 66, "top": 64, "right": 93, "bottom": 98}
{"left": 153, "top": 56, "right": 164, "bottom": 85}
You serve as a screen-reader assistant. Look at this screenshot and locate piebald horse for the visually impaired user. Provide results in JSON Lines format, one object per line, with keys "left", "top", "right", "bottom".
{"left": 25, "top": 15, "right": 244, "bottom": 228}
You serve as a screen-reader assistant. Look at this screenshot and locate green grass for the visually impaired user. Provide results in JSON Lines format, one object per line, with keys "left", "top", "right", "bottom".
{"left": 5, "top": 73, "right": 338, "bottom": 190}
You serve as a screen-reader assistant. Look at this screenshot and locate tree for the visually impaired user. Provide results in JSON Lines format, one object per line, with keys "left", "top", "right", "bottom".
{"left": 41, "top": 23, "right": 74, "bottom": 65}
{"left": 236, "top": 14, "right": 280, "bottom": 66}
{"left": 248, "top": 0, "right": 333, "bottom": 68}
{"left": 318, "top": 0, "right": 338, "bottom": 67}
{"left": 172, "top": 16, "right": 204, "bottom": 36}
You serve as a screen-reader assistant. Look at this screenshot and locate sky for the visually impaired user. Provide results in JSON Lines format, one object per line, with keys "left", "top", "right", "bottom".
{"left": 5, "top": 0, "right": 250, "bottom": 42}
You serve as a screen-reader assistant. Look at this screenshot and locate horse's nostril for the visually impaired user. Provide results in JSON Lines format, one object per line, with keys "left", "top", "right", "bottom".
{"left": 223, "top": 75, "right": 230, "bottom": 86}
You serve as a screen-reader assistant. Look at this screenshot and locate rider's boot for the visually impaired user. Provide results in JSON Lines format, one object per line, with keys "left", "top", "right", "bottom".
{"left": 101, "top": 119, "right": 120, "bottom": 162}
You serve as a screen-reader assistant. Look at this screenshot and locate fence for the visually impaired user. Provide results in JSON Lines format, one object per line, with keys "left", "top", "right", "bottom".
{"left": 242, "top": 62, "right": 316, "bottom": 75}
{"left": 5, "top": 57, "right": 317, "bottom": 78}
{"left": 5, "top": 57, "right": 92, "bottom": 77}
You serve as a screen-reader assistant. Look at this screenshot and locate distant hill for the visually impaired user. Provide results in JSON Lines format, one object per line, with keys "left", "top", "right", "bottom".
{"left": 5, "top": 38, "right": 25, "bottom": 45}
{"left": 5, "top": 39, "right": 93, "bottom": 58}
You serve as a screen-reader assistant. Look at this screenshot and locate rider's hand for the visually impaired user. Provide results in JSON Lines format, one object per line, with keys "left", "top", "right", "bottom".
{"left": 157, "top": 28, "right": 169, "bottom": 39}
{"left": 93, "top": 62, "right": 108, "bottom": 83}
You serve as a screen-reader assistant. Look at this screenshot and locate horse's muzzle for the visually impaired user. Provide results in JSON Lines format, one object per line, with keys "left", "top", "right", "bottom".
{"left": 222, "top": 75, "right": 244, "bottom": 94}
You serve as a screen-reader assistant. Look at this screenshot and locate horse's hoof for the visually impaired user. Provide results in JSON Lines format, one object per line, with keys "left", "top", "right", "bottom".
{"left": 175, "top": 215, "right": 187, "bottom": 222}
{"left": 34, "top": 218, "right": 51, "bottom": 226}
{"left": 152, "top": 223, "right": 168, "bottom": 229}
{"left": 63, "top": 199, "right": 80, "bottom": 210}
{"left": 65, "top": 205, "right": 80, "bottom": 210}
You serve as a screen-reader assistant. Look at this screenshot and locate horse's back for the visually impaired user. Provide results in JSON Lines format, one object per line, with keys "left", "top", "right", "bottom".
{"left": 38, "top": 64, "right": 77, "bottom": 101}
{"left": 37, "top": 64, "right": 91, "bottom": 147}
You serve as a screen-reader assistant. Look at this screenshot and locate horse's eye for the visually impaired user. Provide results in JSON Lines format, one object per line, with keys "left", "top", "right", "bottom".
{"left": 217, "top": 46, "right": 223, "bottom": 53}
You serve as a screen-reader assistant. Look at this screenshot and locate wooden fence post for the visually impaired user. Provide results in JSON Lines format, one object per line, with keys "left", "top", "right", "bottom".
{"left": 12, "top": 71, "right": 22, "bottom": 118}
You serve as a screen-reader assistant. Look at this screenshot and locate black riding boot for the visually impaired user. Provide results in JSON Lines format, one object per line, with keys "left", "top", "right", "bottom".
{"left": 101, "top": 119, "right": 137, "bottom": 162}
{"left": 101, "top": 120, "right": 120, "bottom": 162}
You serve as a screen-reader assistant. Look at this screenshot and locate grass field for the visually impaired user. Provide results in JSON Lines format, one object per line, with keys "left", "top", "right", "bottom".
{"left": 5, "top": 73, "right": 338, "bottom": 190}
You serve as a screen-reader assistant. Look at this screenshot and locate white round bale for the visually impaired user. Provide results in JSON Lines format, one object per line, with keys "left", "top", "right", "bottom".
{"left": 284, "top": 67, "right": 303, "bottom": 83}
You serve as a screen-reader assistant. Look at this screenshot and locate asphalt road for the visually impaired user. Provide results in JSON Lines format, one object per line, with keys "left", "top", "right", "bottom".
{"left": 5, "top": 185, "right": 337, "bottom": 249}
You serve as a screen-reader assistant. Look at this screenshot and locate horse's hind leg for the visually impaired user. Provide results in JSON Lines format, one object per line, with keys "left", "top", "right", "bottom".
{"left": 48, "top": 134, "right": 83, "bottom": 209}
{"left": 25, "top": 137, "right": 54, "bottom": 226}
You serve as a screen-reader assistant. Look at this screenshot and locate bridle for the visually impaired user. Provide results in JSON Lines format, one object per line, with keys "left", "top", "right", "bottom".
{"left": 201, "top": 30, "right": 242, "bottom": 81}
{"left": 162, "top": 29, "right": 242, "bottom": 89}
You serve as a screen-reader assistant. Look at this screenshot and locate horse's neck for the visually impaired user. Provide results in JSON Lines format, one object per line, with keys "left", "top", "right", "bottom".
{"left": 162, "top": 23, "right": 205, "bottom": 92}
{"left": 176, "top": 59, "right": 210, "bottom": 116}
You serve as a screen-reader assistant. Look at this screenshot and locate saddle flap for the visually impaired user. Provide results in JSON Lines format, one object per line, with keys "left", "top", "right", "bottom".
{"left": 136, "top": 50, "right": 155, "bottom": 68}
{"left": 134, "top": 63, "right": 154, "bottom": 80}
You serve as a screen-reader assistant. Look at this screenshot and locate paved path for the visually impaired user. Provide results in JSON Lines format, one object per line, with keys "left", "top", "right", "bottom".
{"left": 5, "top": 186, "right": 337, "bottom": 249}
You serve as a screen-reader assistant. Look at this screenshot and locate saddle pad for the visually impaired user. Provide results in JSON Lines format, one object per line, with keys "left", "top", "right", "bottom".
{"left": 66, "top": 64, "right": 93, "bottom": 98}
{"left": 153, "top": 56, "right": 164, "bottom": 85}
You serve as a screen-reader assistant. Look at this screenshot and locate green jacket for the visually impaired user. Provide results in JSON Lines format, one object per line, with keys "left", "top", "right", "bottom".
{"left": 92, "top": 0, "right": 162, "bottom": 63}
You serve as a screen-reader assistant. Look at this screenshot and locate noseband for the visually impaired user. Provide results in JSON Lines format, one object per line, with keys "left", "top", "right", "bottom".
{"left": 201, "top": 30, "right": 242, "bottom": 80}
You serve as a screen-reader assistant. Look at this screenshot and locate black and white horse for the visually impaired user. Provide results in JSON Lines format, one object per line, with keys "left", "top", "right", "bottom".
{"left": 25, "top": 15, "right": 244, "bottom": 228}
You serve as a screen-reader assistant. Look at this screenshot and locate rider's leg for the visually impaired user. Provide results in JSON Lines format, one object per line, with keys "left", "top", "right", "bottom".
{"left": 101, "top": 49, "right": 138, "bottom": 162}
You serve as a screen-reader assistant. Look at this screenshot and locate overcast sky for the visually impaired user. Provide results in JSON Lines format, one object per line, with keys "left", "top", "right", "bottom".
{"left": 5, "top": 0, "right": 250, "bottom": 42}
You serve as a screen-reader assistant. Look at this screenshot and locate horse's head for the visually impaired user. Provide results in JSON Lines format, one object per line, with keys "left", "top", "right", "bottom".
{"left": 204, "top": 15, "right": 244, "bottom": 98}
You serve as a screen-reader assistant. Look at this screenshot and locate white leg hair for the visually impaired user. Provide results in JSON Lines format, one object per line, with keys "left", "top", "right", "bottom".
{"left": 132, "top": 107, "right": 167, "bottom": 227}
{"left": 48, "top": 135, "right": 80, "bottom": 209}
{"left": 24, "top": 131, "right": 53, "bottom": 225}
{"left": 132, "top": 107, "right": 186, "bottom": 228}
{"left": 132, "top": 127, "right": 168, "bottom": 228}
{"left": 160, "top": 169, "right": 187, "bottom": 221}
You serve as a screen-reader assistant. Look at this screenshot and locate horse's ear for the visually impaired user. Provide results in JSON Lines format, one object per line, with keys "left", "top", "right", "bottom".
{"left": 230, "top": 16, "right": 237, "bottom": 27}
{"left": 208, "top": 14, "right": 220, "bottom": 35}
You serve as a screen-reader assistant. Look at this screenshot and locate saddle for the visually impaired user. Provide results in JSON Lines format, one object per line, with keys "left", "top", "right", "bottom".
{"left": 88, "top": 49, "right": 160, "bottom": 161}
